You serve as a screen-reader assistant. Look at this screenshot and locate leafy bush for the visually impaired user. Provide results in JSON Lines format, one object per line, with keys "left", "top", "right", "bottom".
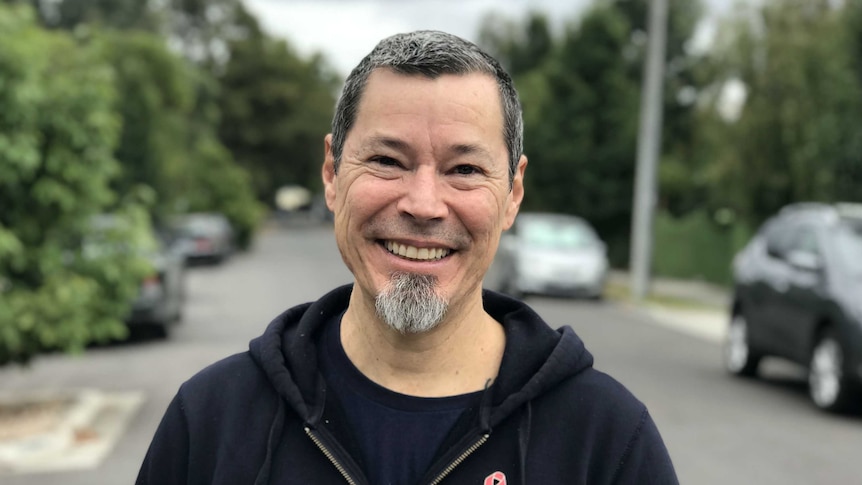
{"left": 0, "top": 5, "right": 150, "bottom": 364}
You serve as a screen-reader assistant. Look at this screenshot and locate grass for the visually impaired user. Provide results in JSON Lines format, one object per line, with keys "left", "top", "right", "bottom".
{"left": 604, "top": 280, "right": 724, "bottom": 311}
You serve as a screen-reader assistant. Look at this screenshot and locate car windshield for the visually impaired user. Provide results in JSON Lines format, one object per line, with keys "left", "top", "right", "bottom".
{"left": 834, "top": 221, "right": 862, "bottom": 276}
{"left": 521, "top": 218, "right": 596, "bottom": 249}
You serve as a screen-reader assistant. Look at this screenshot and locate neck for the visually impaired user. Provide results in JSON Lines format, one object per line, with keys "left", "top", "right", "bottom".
{"left": 340, "top": 287, "right": 505, "bottom": 397}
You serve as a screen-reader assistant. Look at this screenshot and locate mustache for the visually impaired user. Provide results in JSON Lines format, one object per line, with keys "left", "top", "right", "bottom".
{"left": 363, "top": 217, "right": 470, "bottom": 249}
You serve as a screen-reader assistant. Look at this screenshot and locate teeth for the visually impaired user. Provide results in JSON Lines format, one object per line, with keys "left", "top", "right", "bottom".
{"left": 385, "top": 241, "right": 451, "bottom": 261}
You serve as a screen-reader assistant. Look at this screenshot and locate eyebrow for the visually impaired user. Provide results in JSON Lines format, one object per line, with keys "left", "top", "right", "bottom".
{"left": 363, "top": 136, "right": 410, "bottom": 153}
{"left": 449, "top": 143, "right": 488, "bottom": 158}
{"left": 363, "top": 136, "right": 491, "bottom": 159}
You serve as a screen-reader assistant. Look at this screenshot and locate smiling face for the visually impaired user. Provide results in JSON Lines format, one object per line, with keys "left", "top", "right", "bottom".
{"left": 323, "top": 69, "right": 526, "bottom": 325}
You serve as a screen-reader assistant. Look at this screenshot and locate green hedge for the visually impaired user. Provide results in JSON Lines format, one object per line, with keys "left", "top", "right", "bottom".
{"left": 652, "top": 210, "right": 753, "bottom": 286}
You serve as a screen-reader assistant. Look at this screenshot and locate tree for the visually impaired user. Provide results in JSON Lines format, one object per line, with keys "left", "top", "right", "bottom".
{"left": 23, "top": 0, "right": 339, "bottom": 208}
{"left": 96, "top": 30, "right": 264, "bottom": 248}
{"left": 479, "top": 11, "right": 554, "bottom": 74}
{"left": 479, "top": 1, "right": 706, "bottom": 265}
{"left": 217, "top": 33, "right": 338, "bottom": 204}
{"left": 705, "top": 0, "right": 862, "bottom": 225}
{"left": 0, "top": 4, "right": 152, "bottom": 364}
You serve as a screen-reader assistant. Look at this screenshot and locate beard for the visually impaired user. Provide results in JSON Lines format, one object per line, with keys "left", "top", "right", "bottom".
{"left": 375, "top": 272, "right": 448, "bottom": 334}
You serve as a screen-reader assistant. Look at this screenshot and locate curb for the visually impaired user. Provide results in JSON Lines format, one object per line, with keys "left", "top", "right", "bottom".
{"left": 640, "top": 304, "right": 727, "bottom": 343}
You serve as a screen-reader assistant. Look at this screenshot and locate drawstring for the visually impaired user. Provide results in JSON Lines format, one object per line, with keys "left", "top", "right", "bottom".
{"left": 479, "top": 379, "right": 495, "bottom": 432}
{"left": 254, "top": 397, "right": 286, "bottom": 485}
{"left": 254, "top": 373, "right": 324, "bottom": 484}
{"left": 517, "top": 402, "right": 532, "bottom": 485}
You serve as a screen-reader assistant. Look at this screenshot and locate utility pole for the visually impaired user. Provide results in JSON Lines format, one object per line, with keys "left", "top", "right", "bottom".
{"left": 630, "top": 0, "right": 668, "bottom": 301}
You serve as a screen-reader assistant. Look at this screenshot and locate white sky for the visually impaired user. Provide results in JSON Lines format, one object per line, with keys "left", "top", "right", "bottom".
{"left": 244, "top": 0, "right": 738, "bottom": 76}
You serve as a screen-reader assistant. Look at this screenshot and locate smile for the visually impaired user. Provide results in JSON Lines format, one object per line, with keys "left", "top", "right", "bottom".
{"left": 384, "top": 241, "right": 451, "bottom": 261}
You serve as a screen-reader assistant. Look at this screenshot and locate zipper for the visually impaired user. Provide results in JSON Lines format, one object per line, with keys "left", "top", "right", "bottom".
{"left": 427, "top": 433, "right": 490, "bottom": 485}
{"left": 305, "top": 427, "right": 359, "bottom": 485}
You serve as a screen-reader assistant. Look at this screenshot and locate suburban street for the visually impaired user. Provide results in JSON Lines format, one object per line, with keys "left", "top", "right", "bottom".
{"left": 2, "top": 222, "right": 861, "bottom": 484}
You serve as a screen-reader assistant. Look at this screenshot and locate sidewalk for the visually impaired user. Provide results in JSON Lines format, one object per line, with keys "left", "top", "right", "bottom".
{"left": 607, "top": 270, "right": 730, "bottom": 343}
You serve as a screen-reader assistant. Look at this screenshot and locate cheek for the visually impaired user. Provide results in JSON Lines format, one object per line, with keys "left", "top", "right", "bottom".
{"left": 456, "top": 194, "right": 507, "bottom": 242}
{"left": 341, "top": 183, "right": 385, "bottom": 225}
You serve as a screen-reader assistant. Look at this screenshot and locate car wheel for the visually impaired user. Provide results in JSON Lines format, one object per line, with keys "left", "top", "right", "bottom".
{"left": 808, "top": 330, "right": 859, "bottom": 413}
{"left": 723, "top": 313, "right": 761, "bottom": 377}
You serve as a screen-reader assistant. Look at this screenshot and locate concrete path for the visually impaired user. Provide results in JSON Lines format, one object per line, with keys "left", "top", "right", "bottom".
{"left": 608, "top": 270, "right": 730, "bottom": 344}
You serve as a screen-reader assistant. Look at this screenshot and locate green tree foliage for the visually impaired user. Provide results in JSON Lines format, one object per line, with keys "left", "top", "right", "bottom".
{"left": 31, "top": 0, "right": 161, "bottom": 31}
{"left": 0, "top": 4, "right": 152, "bottom": 364}
{"left": 706, "top": 0, "right": 862, "bottom": 226}
{"left": 96, "top": 30, "right": 263, "bottom": 248}
{"left": 24, "top": 0, "right": 338, "bottom": 209}
{"left": 479, "top": 11, "right": 554, "bottom": 74}
{"left": 480, "top": 1, "right": 705, "bottom": 265}
{"left": 217, "top": 31, "right": 338, "bottom": 205}
{"left": 96, "top": 31, "right": 196, "bottom": 217}
{"left": 528, "top": 6, "right": 640, "bottom": 266}
{"left": 614, "top": 0, "right": 711, "bottom": 217}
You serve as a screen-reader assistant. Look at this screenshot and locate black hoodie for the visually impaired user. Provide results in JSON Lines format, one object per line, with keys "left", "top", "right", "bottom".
{"left": 136, "top": 285, "right": 678, "bottom": 485}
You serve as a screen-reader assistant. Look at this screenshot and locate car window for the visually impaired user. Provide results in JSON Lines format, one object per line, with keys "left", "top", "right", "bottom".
{"left": 789, "top": 226, "right": 820, "bottom": 257}
{"left": 763, "top": 219, "right": 795, "bottom": 259}
{"left": 520, "top": 219, "right": 597, "bottom": 249}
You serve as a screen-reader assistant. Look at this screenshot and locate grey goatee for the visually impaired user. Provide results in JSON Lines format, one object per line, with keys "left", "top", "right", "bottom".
{"left": 375, "top": 272, "right": 448, "bottom": 334}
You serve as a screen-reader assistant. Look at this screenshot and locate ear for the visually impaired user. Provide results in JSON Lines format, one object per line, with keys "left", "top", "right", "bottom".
{"left": 322, "top": 134, "right": 337, "bottom": 212}
{"left": 503, "top": 155, "right": 527, "bottom": 230}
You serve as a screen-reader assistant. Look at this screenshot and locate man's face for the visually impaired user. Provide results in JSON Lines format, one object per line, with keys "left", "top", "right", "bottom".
{"left": 323, "top": 69, "right": 526, "bottom": 319}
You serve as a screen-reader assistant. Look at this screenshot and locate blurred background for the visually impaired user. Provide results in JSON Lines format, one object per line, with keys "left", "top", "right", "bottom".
{"left": 1, "top": 0, "right": 861, "bottom": 483}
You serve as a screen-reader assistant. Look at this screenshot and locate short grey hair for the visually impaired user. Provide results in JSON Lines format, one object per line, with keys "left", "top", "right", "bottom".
{"left": 330, "top": 30, "right": 524, "bottom": 186}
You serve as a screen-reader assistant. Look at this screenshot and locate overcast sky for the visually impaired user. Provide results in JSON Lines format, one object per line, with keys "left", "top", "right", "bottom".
{"left": 244, "top": 0, "right": 737, "bottom": 76}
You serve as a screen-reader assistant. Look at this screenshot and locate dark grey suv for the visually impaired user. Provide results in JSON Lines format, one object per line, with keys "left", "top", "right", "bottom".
{"left": 725, "top": 202, "right": 862, "bottom": 413}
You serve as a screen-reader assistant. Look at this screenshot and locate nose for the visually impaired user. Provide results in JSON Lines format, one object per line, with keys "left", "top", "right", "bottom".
{"left": 396, "top": 166, "right": 449, "bottom": 221}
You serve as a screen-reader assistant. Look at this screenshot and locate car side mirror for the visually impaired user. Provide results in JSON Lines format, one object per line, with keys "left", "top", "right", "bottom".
{"left": 786, "top": 250, "right": 823, "bottom": 273}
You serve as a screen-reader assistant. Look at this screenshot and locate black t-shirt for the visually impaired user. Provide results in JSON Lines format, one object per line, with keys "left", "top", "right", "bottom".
{"left": 319, "top": 314, "right": 481, "bottom": 485}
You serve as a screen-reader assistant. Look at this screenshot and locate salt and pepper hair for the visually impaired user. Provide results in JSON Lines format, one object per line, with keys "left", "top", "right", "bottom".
{"left": 330, "top": 30, "right": 524, "bottom": 186}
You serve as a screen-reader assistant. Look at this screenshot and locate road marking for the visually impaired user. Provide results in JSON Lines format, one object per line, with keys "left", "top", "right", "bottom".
{"left": 0, "top": 389, "right": 144, "bottom": 475}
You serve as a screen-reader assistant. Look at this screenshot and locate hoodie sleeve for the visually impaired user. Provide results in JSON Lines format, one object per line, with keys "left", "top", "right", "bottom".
{"left": 135, "top": 391, "right": 191, "bottom": 485}
{"left": 611, "top": 409, "right": 679, "bottom": 485}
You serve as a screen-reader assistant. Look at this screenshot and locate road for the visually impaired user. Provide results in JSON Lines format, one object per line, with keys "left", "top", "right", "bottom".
{"left": 2, "top": 222, "right": 861, "bottom": 484}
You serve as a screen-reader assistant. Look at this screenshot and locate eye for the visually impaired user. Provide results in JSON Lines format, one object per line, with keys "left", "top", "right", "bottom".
{"left": 452, "top": 164, "right": 483, "bottom": 176}
{"left": 370, "top": 155, "right": 401, "bottom": 167}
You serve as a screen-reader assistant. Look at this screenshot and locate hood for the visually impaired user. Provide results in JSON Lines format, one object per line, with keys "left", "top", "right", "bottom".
{"left": 248, "top": 284, "right": 594, "bottom": 428}
{"left": 481, "top": 289, "right": 594, "bottom": 426}
{"left": 248, "top": 286, "right": 349, "bottom": 425}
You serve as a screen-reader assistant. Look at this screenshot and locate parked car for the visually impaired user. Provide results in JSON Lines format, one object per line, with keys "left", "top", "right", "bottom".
{"left": 724, "top": 202, "right": 862, "bottom": 413}
{"left": 168, "top": 212, "right": 236, "bottom": 264}
{"left": 127, "top": 234, "right": 186, "bottom": 331}
{"left": 487, "top": 212, "right": 609, "bottom": 299}
{"left": 87, "top": 215, "right": 186, "bottom": 334}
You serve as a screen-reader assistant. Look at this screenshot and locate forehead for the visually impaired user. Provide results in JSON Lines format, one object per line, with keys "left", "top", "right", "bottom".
{"left": 351, "top": 69, "right": 505, "bottom": 137}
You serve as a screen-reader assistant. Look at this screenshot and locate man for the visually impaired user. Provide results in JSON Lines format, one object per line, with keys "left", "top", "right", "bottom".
{"left": 137, "top": 30, "right": 678, "bottom": 485}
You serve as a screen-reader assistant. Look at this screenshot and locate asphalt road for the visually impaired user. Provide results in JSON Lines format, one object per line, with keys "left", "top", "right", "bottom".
{"left": 2, "top": 222, "right": 861, "bottom": 484}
